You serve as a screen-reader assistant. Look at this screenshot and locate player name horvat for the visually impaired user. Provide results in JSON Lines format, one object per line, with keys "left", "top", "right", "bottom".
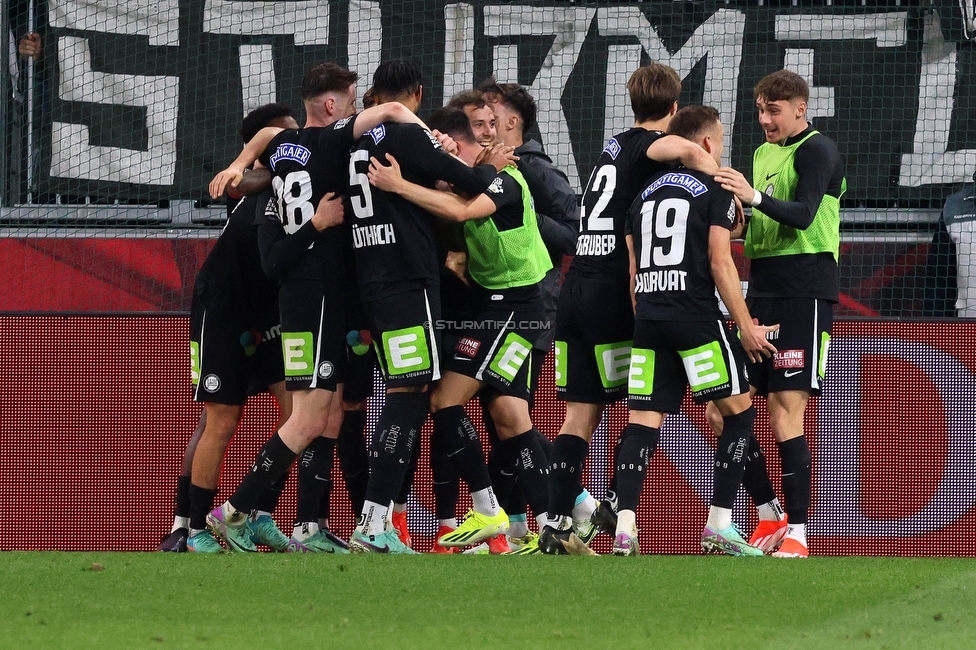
{"left": 576, "top": 234, "right": 615, "bottom": 256}
{"left": 635, "top": 269, "right": 687, "bottom": 293}
{"left": 352, "top": 223, "right": 396, "bottom": 248}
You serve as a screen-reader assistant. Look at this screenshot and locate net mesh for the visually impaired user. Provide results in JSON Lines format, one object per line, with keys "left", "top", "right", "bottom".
{"left": 1, "top": 1, "right": 974, "bottom": 318}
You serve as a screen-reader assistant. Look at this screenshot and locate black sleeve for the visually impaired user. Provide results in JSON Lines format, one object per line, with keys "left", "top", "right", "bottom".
{"left": 484, "top": 173, "right": 525, "bottom": 231}
{"left": 518, "top": 158, "right": 578, "bottom": 257}
{"left": 254, "top": 194, "right": 321, "bottom": 280}
{"left": 709, "top": 187, "right": 736, "bottom": 232}
{"left": 756, "top": 135, "right": 842, "bottom": 230}
{"left": 395, "top": 125, "right": 496, "bottom": 195}
{"left": 319, "top": 115, "right": 358, "bottom": 152}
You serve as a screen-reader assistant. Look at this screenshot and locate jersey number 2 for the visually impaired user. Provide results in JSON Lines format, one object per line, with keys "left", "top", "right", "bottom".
{"left": 580, "top": 164, "right": 615, "bottom": 232}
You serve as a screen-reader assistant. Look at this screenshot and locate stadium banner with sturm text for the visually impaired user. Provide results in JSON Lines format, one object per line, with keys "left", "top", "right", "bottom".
{"left": 35, "top": 1, "right": 976, "bottom": 206}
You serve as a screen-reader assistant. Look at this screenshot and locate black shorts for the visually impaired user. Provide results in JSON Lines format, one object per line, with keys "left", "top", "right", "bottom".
{"left": 628, "top": 319, "right": 750, "bottom": 412}
{"left": 343, "top": 294, "right": 377, "bottom": 404}
{"left": 190, "top": 308, "right": 284, "bottom": 405}
{"left": 363, "top": 285, "right": 441, "bottom": 389}
{"left": 444, "top": 286, "right": 546, "bottom": 401}
{"left": 744, "top": 297, "right": 832, "bottom": 397}
{"left": 553, "top": 272, "right": 634, "bottom": 404}
{"left": 278, "top": 279, "right": 346, "bottom": 392}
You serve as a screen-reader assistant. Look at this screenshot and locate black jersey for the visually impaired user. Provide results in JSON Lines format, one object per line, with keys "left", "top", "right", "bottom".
{"left": 255, "top": 117, "right": 358, "bottom": 283}
{"left": 348, "top": 122, "right": 496, "bottom": 302}
{"left": 192, "top": 193, "right": 279, "bottom": 329}
{"left": 626, "top": 169, "right": 736, "bottom": 322}
{"left": 571, "top": 128, "right": 669, "bottom": 279}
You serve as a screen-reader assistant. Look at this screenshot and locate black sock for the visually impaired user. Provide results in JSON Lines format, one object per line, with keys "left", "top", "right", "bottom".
{"left": 504, "top": 483, "right": 528, "bottom": 521}
{"left": 534, "top": 427, "right": 554, "bottom": 459}
{"left": 432, "top": 405, "right": 492, "bottom": 492}
{"left": 396, "top": 430, "right": 423, "bottom": 505}
{"left": 296, "top": 437, "right": 336, "bottom": 523}
{"left": 488, "top": 445, "right": 518, "bottom": 512}
{"left": 502, "top": 429, "right": 550, "bottom": 517}
{"left": 711, "top": 407, "right": 755, "bottom": 509}
{"left": 189, "top": 484, "right": 218, "bottom": 531}
{"left": 741, "top": 433, "right": 777, "bottom": 507}
{"left": 175, "top": 475, "right": 192, "bottom": 519}
{"left": 337, "top": 410, "right": 369, "bottom": 516}
{"left": 483, "top": 406, "right": 517, "bottom": 504}
{"left": 430, "top": 428, "right": 459, "bottom": 521}
{"left": 615, "top": 423, "right": 660, "bottom": 512}
{"left": 258, "top": 472, "right": 288, "bottom": 513}
{"left": 230, "top": 432, "right": 297, "bottom": 513}
{"left": 778, "top": 436, "right": 812, "bottom": 525}
{"left": 548, "top": 435, "right": 588, "bottom": 518}
{"left": 363, "top": 392, "right": 425, "bottom": 506}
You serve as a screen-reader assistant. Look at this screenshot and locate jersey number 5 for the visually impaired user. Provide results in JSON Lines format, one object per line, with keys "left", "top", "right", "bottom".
{"left": 639, "top": 198, "right": 688, "bottom": 268}
{"left": 272, "top": 170, "right": 313, "bottom": 235}
{"left": 349, "top": 150, "right": 374, "bottom": 219}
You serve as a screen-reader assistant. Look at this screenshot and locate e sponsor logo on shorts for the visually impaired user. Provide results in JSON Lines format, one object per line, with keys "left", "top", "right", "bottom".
{"left": 203, "top": 374, "right": 221, "bottom": 393}
{"left": 595, "top": 341, "right": 632, "bottom": 389}
{"left": 282, "top": 332, "right": 314, "bottom": 378}
{"left": 678, "top": 342, "right": 730, "bottom": 392}
{"left": 189, "top": 341, "right": 200, "bottom": 385}
{"left": 488, "top": 333, "right": 532, "bottom": 385}
{"left": 381, "top": 326, "right": 432, "bottom": 376}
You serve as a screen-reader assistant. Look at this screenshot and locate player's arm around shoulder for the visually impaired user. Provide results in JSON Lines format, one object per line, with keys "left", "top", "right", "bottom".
{"left": 646, "top": 134, "right": 719, "bottom": 175}
{"left": 367, "top": 152, "right": 496, "bottom": 222}
{"left": 209, "top": 126, "right": 284, "bottom": 198}
{"left": 228, "top": 166, "right": 272, "bottom": 199}
{"left": 352, "top": 102, "right": 426, "bottom": 138}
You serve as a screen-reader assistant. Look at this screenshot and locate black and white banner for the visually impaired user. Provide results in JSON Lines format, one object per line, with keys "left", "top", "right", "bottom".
{"left": 36, "top": 1, "right": 976, "bottom": 203}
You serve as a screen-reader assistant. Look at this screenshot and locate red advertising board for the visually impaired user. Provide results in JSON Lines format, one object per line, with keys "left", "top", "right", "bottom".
{"left": 0, "top": 316, "right": 973, "bottom": 555}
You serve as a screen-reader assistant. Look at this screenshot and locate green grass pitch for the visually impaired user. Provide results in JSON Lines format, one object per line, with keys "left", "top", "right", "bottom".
{"left": 2, "top": 553, "right": 974, "bottom": 649}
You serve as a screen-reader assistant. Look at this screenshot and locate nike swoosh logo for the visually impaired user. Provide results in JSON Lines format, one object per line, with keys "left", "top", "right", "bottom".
{"left": 784, "top": 370, "right": 803, "bottom": 377}
{"left": 766, "top": 172, "right": 778, "bottom": 181}
{"left": 452, "top": 355, "right": 471, "bottom": 361}
{"left": 314, "top": 474, "right": 330, "bottom": 481}
{"left": 446, "top": 449, "right": 464, "bottom": 458}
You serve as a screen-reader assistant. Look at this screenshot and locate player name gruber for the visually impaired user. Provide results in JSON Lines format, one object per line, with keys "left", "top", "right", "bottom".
{"left": 576, "top": 233, "right": 616, "bottom": 256}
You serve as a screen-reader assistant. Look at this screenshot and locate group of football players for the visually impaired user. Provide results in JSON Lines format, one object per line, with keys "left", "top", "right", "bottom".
{"left": 159, "top": 57, "right": 843, "bottom": 559}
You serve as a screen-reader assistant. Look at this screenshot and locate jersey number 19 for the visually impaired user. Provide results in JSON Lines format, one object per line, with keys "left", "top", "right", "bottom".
{"left": 639, "top": 198, "right": 688, "bottom": 268}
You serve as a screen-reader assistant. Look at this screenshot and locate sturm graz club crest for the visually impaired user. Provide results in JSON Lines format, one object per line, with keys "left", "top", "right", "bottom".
{"left": 317, "top": 361, "right": 334, "bottom": 378}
